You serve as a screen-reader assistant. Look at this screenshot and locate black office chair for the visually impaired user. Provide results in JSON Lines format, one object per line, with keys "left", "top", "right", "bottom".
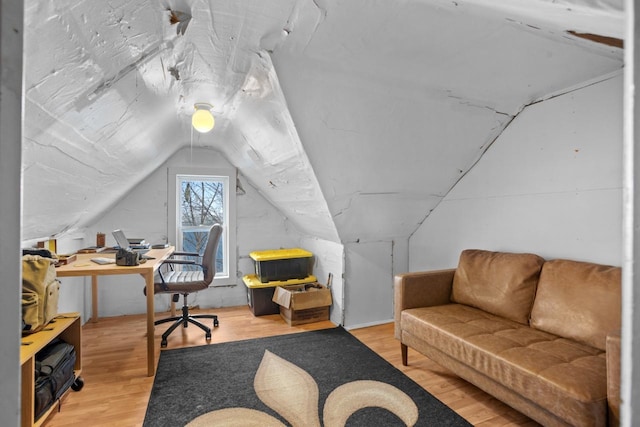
{"left": 149, "top": 224, "right": 222, "bottom": 348}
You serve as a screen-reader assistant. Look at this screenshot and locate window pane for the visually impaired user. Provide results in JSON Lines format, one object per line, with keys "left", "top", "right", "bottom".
{"left": 179, "top": 179, "right": 225, "bottom": 227}
{"left": 182, "top": 229, "right": 209, "bottom": 254}
{"left": 180, "top": 229, "right": 224, "bottom": 273}
{"left": 177, "top": 175, "right": 228, "bottom": 276}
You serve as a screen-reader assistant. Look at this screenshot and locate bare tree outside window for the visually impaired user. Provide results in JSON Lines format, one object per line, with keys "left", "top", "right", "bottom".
{"left": 178, "top": 176, "right": 226, "bottom": 273}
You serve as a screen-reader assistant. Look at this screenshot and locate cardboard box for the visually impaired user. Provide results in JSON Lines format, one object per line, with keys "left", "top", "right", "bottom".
{"left": 272, "top": 283, "right": 332, "bottom": 325}
{"left": 279, "top": 306, "right": 329, "bottom": 326}
{"left": 242, "top": 274, "right": 317, "bottom": 316}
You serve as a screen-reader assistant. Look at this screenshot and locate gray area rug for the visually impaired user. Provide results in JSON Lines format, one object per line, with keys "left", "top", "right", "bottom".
{"left": 144, "top": 327, "right": 471, "bottom": 426}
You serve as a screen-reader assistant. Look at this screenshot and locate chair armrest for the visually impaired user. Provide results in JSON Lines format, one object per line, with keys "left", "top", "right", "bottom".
{"left": 171, "top": 251, "right": 202, "bottom": 257}
{"left": 162, "top": 259, "right": 196, "bottom": 265}
{"left": 606, "top": 331, "right": 621, "bottom": 426}
{"left": 172, "top": 251, "right": 200, "bottom": 257}
{"left": 394, "top": 269, "right": 455, "bottom": 339}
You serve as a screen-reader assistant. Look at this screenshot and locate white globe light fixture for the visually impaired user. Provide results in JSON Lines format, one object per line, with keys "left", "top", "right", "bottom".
{"left": 192, "top": 103, "right": 215, "bottom": 133}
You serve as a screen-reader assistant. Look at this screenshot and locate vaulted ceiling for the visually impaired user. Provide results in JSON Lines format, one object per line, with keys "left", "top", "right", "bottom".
{"left": 22, "top": 0, "right": 624, "bottom": 243}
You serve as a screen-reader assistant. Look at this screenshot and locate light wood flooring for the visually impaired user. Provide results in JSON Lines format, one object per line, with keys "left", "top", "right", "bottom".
{"left": 42, "top": 305, "right": 539, "bottom": 427}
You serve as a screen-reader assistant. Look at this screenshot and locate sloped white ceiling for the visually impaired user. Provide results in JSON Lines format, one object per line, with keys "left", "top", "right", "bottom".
{"left": 22, "top": 0, "right": 623, "bottom": 243}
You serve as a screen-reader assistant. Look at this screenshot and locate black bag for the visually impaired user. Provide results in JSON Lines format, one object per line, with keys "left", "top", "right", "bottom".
{"left": 116, "top": 248, "right": 139, "bottom": 266}
{"left": 34, "top": 338, "right": 76, "bottom": 420}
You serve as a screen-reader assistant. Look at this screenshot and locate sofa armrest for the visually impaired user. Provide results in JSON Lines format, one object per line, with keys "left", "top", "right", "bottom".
{"left": 606, "top": 331, "right": 621, "bottom": 426}
{"left": 394, "top": 269, "right": 455, "bottom": 339}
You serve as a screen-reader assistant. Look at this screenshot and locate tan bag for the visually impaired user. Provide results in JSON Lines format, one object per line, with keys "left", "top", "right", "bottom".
{"left": 22, "top": 255, "right": 59, "bottom": 334}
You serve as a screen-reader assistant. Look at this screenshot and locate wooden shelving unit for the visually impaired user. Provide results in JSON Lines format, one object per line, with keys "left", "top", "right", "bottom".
{"left": 20, "top": 312, "right": 83, "bottom": 427}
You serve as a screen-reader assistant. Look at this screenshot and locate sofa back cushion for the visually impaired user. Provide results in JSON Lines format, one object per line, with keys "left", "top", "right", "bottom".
{"left": 530, "top": 259, "right": 621, "bottom": 351}
{"left": 451, "top": 249, "right": 545, "bottom": 324}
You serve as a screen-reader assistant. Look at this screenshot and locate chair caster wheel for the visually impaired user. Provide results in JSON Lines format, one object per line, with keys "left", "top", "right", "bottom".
{"left": 71, "top": 376, "right": 84, "bottom": 391}
{"left": 214, "top": 319, "right": 219, "bottom": 327}
{"left": 206, "top": 332, "right": 212, "bottom": 340}
{"left": 161, "top": 339, "right": 168, "bottom": 348}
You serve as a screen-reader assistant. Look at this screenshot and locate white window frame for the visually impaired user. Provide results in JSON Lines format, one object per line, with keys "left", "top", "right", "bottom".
{"left": 168, "top": 167, "right": 237, "bottom": 286}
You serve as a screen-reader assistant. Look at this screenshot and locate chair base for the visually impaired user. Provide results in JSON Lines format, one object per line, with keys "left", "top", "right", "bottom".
{"left": 155, "top": 301, "right": 219, "bottom": 348}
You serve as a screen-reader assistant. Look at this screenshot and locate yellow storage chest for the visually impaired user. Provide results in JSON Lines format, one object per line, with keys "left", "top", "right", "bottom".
{"left": 249, "top": 248, "right": 313, "bottom": 283}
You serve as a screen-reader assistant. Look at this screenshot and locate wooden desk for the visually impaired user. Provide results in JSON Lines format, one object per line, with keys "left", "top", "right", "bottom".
{"left": 55, "top": 246, "right": 174, "bottom": 376}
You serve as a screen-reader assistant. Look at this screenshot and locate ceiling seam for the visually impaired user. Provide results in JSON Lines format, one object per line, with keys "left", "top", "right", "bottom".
{"left": 408, "top": 68, "right": 624, "bottom": 242}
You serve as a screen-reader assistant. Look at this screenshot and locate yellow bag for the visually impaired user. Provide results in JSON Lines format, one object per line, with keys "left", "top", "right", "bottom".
{"left": 22, "top": 255, "right": 59, "bottom": 334}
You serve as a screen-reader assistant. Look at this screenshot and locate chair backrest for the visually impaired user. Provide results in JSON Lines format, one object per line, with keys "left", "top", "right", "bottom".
{"left": 202, "top": 224, "right": 223, "bottom": 284}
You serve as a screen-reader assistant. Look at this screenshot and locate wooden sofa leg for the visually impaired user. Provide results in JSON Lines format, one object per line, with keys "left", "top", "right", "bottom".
{"left": 401, "top": 343, "right": 408, "bottom": 366}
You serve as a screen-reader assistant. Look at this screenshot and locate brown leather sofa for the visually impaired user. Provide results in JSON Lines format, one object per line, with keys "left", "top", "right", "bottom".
{"left": 394, "top": 249, "right": 621, "bottom": 427}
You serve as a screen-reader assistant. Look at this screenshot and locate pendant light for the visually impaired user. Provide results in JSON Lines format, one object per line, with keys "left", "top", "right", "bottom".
{"left": 192, "top": 103, "right": 215, "bottom": 133}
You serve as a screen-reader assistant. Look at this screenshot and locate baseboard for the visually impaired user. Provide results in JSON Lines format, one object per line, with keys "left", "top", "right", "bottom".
{"left": 344, "top": 318, "right": 394, "bottom": 330}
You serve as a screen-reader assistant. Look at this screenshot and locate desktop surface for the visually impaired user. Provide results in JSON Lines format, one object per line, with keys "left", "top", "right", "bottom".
{"left": 56, "top": 246, "right": 173, "bottom": 276}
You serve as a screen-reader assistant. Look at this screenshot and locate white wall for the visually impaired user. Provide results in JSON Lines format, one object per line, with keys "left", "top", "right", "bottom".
{"left": 410, "top": 73, "right": 623, "bottom": 270}
{"left": 301, "top": 237, "right": 345, "bottom": 326}
{"left": 60, "top": 146, "right": 308, "bottom": 318}
{"left": 301, "top": 235, "right": 406, "bottom": 329}
{"left": 622, "top": 2, "right": 640, "bottom": 423}
{"left": 55, "top": 239, "right": 92, "bottom": 321}
{"left": 0, "top": 0, "right": 22, "bottom": 424}
{"left": 344, "top": 241, "right": 394, "bottom": 328}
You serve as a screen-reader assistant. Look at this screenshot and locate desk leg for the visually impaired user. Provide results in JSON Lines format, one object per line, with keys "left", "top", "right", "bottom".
{"left": 91, "top": 275, "right": 98, "bottom": 323}
{"left": 144, "top": 272, "right": 156, "bottom": 377}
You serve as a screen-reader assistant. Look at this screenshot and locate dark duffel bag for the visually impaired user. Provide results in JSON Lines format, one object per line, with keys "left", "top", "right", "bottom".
{"left": 34, "top": 338, "right": 76, "bottom": 420}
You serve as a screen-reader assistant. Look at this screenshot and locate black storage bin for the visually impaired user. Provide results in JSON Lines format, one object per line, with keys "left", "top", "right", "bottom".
{"left": 247, "top": 286, "right": 280, "bottom": 316}
{"left": 250, "top": 248, "right": 313, "bottom": 283}
{"left": 242, "top": 274, "right": 318, "bottom": 316}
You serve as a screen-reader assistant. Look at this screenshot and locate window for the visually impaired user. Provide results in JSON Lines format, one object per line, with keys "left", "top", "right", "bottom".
{"left": 169, "top": 167, "right": 236, "bottom": 285}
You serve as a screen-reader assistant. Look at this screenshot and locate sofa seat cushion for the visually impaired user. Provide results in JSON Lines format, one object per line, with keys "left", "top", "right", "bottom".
{"left": 402, "top": 304, "right": 607, "bottom": 426}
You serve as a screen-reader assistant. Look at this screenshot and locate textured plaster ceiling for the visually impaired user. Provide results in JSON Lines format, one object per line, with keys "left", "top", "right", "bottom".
{"left": 22, "top": 0, "right": 624, "bottom": 243}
